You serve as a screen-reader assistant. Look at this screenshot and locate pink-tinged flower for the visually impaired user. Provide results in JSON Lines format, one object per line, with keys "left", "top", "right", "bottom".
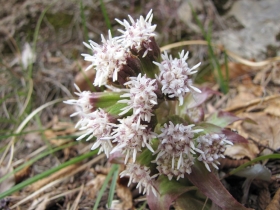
{"left": 63, "top": 84, "right": 94, "bottom": 117}
{"left": 155, "top": 121, "right": 203, "bottom": 170}
{"left": 155, "top": 153, "right": 194, "bottom": 180}
{"left": 118, "top": 74, "right": 158, "bottom": 123}
{"left": 75, "top": 108, "right": 114, "bottom": 158}
{"left": 109, "top": 116, "right": 157, "bottom": 164}
{"left": 82, "top": 31, "right": 128, "bottom": 86}
{"left": 115, "top": 9, "right": 157, "bottom": 57}
{"left": 154, "top": 50, "right": 201, "bottom": 105}
{"left": 120, "top": 163, "right": 158, "bottom": 196}
{"left": 196, "top": 133, "right": 233, "bottom": 172}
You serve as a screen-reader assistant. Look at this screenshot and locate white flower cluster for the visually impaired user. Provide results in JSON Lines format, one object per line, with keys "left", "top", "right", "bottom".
{"left": 64, "top": 84, "right": 94, "bottom": 117}
{"left": 120, "top": 163, "right": 158, "bottom": 196}
{"left": 82, "top": 10, "right": 157, "bottom": 87}
{"left": 82, "top": 31, "right": 128, "bottom": 86}
{"left": 196, "top": 133, "right": 233, "bottom": 171}
{"left": 116, "top": 9, "right": 156, "bottom": 57}
{"left": 154, "top": 51, "right": 201, "bottom": 105}
{"left": 65, "top": 10, "right": 233, "bottom": 197}
{"left": 118, "top": 74, "right": 158, "bottom": 123}
{"left": 154, "top": 121, "right": 203, "bottom": 180}
{"left": 108, "top": 116, "right": 157, "bottom": 164}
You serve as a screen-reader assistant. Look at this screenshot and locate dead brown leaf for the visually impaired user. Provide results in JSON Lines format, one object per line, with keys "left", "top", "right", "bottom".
{"left": 240, "top": 112, "right": 280, "bottom": 151}
{"left": 85, "top": 174, "right": 106, "bottom": 200}
{"left": 224, "top": 95, "right": 280, "bottom": 113}
{"left": 226, "top": 82, "right": 263, "bottom": 109}
{"left": 265, "top": 187, "right": 280, "bottom": 210}
{"left": 221, "top": 63, "right": 257, "bottom": 80}
{"left": 115, "top": 183, "right": 134, "bottom": 210}
{"left": 44, "top": 121, "right": 75, "bottom": 146}
{"left": 264, "top": 98, "right": 280, "bottom": 117}
{"left": 225, "top": 142, "right": 259, "bottom": 160}
{"left": 14, "top": 165, "right": 31, "bottom": 184}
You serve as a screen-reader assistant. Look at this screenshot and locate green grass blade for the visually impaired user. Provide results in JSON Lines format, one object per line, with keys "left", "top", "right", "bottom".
{"left": 99, "top": 0, "right": 112, "bottom": 33}
{"left": 93, "top": 164, "right": 118, "bottom": 210}
{"left": 206, "top": 24, "right": 228, "bottom": 93}
{"left": 80, "top": 0, "right": 89, "bottom": 42}
{"left": 224, "top": 50, "right": 229, "bottom": 89}
{"left": 107, "top": 164, "right": 119, "bottom": 208}
{"left": 0, "top": 149, "right": 97, "bottom": 199}
{"left": 191, "top": 5, "right": 229, "bottom": 93}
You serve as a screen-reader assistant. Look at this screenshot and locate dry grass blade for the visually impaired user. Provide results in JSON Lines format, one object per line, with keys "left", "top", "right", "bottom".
{"left": 160, "top": 40, "right": 280, "bottom": 67}
{"left": 11, "top": 154, "right": 105, "bottom": 208}
{"left": 11, "top": 178, "right": 68, "bottom": 209}
{"left": 0, "top": 98, "right": 64, "bottom": 172}
{"left": 70, "top": 184, "right": 84, "bottom": 210}
{"left": 29, "top": 164, "right": 79, "bottom": 191}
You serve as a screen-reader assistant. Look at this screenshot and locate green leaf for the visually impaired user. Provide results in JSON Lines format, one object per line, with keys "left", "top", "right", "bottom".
{"left": 196, "top": 122, "right": 222, "bottom": 134}
{"left": 175, "top": 191, "right": 211, "bottom": 210}
{"left": 94, "top": 92, "right": 121, "bottom": 109}
{"left": 206, "top": 111, "right": 241, "bottom": 127}
{"left": 106, "top": 102, "right": 130, "bottom": 116}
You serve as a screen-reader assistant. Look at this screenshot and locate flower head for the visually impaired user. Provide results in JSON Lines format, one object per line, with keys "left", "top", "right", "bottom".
{"left": 118, "top": 74, "right": 158, "bottom": 123}
{"left": 82, "top": 31, "right": 129, "bottom": 86}
{"left": 154, "top": 50, "right": 201, "bottom": 105}
{"left": 196, "top": 133, "right": 233, "bottom": 171}
{"left": 120, "top": 163, "right": 158, "bottom": 196}
{"left": 109, "top": 116, "right": 157, "bottom": 164}
{"left": 154, "top": 121, "right": 203, "bottom": 170}
{"left": 75, "top": 108, "right": 114, "bottom": 157}
{"left": 155, "top": 153, "right": 194, "bottom": 180}
{"left": 63, "top": 84, "right": 94, "bottom": 117}
{"left": 116, "top": 9, "right": 158, "bottom": 57}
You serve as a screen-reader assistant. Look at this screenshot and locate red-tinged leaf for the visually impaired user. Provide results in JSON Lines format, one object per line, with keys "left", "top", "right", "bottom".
{"left": 186, "top": 161, "right": 252, "bottom": 210}
{"left": 183, "top": 87, "right": 220, "bottom": 109}
{"left": 147, "top": 175, "right": 196, "bottom": 210}
{"left": 206, "top": 111, "right": 242, "bottom": 127}
{"left": 222, "top": 129, "right": 248, "bottom": 143}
